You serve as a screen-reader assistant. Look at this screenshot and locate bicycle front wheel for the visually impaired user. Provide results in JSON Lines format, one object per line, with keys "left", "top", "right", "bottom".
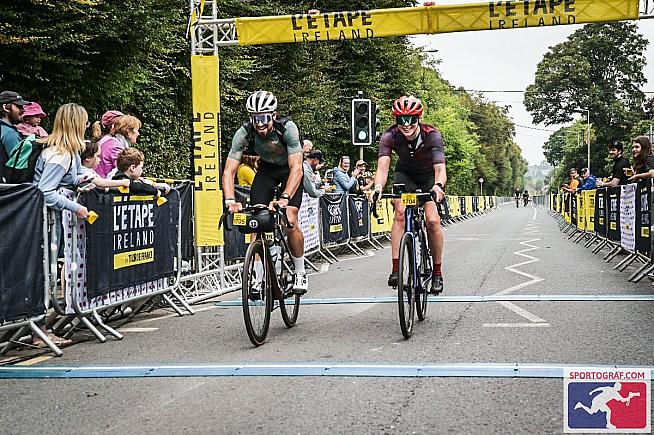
{"left": 242, "top": 239, "right": 272, "bottom": 346}
{"left": 397, "top": 233, "right": 415, "bottom": 339}
{"left": 416, "top": 229, "right": 430, "bottom": 321}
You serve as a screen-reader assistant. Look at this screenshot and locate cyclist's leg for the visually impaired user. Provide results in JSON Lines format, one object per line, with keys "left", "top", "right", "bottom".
{"left": 280, "top": 170, "right": 307, "bottom": 293}
{"left": 388, "top": 172, "right": 416, "bottom": 286}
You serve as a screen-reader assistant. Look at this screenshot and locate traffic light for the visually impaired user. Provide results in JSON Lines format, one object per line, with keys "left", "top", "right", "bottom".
{"left": 351, "top": 98, "right": 372, "bottom": 146}
{"left": 372, "top": 102, "right": 380, "bottom": 141}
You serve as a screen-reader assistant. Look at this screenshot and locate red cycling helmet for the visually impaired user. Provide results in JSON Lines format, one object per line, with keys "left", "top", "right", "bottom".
{"left": 392, "top": 96, "right": 424, "bottom": 117}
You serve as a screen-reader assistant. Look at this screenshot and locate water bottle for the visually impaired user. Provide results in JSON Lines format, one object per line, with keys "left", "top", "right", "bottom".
{"left": 271, "top": 245, "right": 282, "bottom": 276}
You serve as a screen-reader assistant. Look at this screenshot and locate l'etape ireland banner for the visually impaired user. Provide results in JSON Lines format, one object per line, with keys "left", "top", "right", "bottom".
{"left": 192, "top": 55, "right": 223, "bottom": 246}
{"left": 81, "top": 190, "right": 179, "bottom": 298}
{"left": 320, "top": 193, "right": 349, "bottom": 244}
{"left": 299, "top": 193, "right": 321, "bottom": 252}
{"left": 234, "top": 0, "right": 639, "bottom": 46}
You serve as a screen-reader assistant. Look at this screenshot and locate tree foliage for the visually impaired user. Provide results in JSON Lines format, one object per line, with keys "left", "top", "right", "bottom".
{"left": 525, "top": 22, "right": 649, "bottom": 181}
{"left": 0, "top": 0, "right": 526, "bottom": 193}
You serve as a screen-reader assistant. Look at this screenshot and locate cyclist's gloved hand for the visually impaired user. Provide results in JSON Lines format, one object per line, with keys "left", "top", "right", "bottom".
{"left": 371, "top": 184, "right": 382, "bottom": 203}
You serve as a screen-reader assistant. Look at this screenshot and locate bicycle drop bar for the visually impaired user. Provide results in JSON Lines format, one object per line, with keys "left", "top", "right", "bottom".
{"left": 371, "top": 191, "right": 438, "bottom": 219}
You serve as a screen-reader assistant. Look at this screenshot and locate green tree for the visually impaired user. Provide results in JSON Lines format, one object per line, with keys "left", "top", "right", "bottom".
{"left": 525, "top": 22, "right": 649, "bottom": 174}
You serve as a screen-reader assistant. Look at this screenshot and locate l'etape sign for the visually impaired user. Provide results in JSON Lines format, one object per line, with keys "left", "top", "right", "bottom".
{"left": 234, "top": 0, "right": 639, "bottom": 46}
{"left": 82, "top": 190, "right": 179, "bottom": 299}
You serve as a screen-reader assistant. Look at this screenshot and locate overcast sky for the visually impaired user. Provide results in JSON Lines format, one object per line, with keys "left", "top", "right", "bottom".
{"left": 412, "top": 1, "right": 654, "bottom": 165}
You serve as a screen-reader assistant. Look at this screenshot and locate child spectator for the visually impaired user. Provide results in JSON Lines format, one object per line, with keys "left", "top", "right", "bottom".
{"left": 93, "top": 110, "right": 124, "bottom": 177}
{"left": 102, "top": 115, "right": 142, "bottom": 179}
{"left": 16, "top": 102, "right": 48, "bottom": 138}
{"left": 112, "top": 148, "right": 170, "bottom": 196}
{"left": 628, "top": 136, "right": 654, "bottom": 181}
{"left": 80, "top": 141, "right": 130, "bottom": 189}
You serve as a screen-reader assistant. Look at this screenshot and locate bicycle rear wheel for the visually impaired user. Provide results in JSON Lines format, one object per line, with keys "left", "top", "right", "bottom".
{"left": 397, "top": 233, "right": 415, "bottom": 339}
{"left": 415, "top": 229, "right": 430, "bottom": 321}
{"left": 242, "top": 239, "right": 272, "bottom": 346}
{"left": 279, "top": 261, "right": 300, "bottom": 328}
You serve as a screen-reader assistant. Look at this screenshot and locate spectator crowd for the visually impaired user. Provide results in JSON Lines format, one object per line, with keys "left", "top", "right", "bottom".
{"left": 560, "top": 136, "right": 654, "bottom": 194}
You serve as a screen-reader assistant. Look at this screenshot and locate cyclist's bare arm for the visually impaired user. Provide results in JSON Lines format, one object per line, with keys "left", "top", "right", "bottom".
{"left": 282, "top": 152, "right": 304, "bottom": 202}
{"left": 222, "top": 157, "right": 241, "bottom": 212}
{"left": 374, "top": 156, "right": 392, "bottom": 191}
{"left": 433, "top": 163, "right": 447, "bottom": 201}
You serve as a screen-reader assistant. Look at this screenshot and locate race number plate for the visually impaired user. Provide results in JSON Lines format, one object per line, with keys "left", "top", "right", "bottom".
{"left": 401, "top": 193, "right": 417, "bottom": 206}
{"left": 233, "top": 213, "right": 247, "bottom": 226}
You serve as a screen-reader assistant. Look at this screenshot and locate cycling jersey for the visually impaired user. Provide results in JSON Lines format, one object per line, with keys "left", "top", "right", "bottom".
{"left": 378, "top": 124, "right": 445, "bottom": 176}
{"left": 229, "top": 120, "right": 302, "bottom": 166}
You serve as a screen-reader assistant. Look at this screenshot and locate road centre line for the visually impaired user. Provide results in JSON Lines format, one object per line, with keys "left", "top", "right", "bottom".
{"left": 497, "top": 301, "right": 547, "bottom": 323}
{"left": 483, "top": 323, "right": 550, "bottom": 328}
{"left": 2, "top": 363, "right": 651, "bottom": 379}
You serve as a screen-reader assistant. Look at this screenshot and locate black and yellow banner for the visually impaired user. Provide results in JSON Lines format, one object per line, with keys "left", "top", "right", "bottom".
{"left": 82, "top": 190, "right": 179, "bottom": 298}
{"left": 192, "top": 55, "right": 224, "bottom": 246}
{"left": 234, "top": 0, "right": 639, "bottom": 46}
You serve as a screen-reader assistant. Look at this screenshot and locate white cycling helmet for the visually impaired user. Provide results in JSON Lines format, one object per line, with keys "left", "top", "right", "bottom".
{"left": 246, "top": 90, "right": 277, "bottom": 113}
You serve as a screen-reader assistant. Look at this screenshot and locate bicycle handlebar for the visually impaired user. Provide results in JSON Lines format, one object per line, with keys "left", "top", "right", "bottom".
{"left": 371, "top": 191, "right": 440, "bottom": 219}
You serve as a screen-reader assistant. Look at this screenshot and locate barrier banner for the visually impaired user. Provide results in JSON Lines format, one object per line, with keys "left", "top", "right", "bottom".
{"left": 371, "top": 198, "right": 391, "bottom": 233}
{"left": 472, "top": 196, "right": 479, "bottom": 213}
{"left": 619, "top": 184, "right": 636, "bottom": 251}
{"left": 0, "top": 185, "right": 45, "bottom": 322}
{"left": 177, "top": 182, "right": 195, "bottom": 261}
{"left": 607, "top": 187, "right": 621, "bottom": 242}
{"left": 465, "top": 196, "right": 473, "bottom": 215}
{"left": 446, "top": 196, "right": 459, "bottom": 217}
{"left": 81, "top": 190, "right": 179, "bottom": 298}
{"left": 348, "top": 195, "right": 370, "bottom": 239}
{"left": 595, "top": 189, "right": 607, "bottom": 236}
{"left": 584, "top": 190, "right": 596, "bottom": 232}
{"left": 459, "top": 196, "right": 467, "bottom": 215}
{"left": 636, "top": 180, "right": 651, "bottom": 253}
{"left": 223, "top": 186, "right": 250, "bottom": 260}
{"left": 571, "top": 194, "right": 578, "bottom": 227}
{"left": 581, "top": 193, "right": 587, "bottom": 229}
{"left": 320, "top": 194, "right": 349, "bottom": 244}
{"left": 234, "top": 0, "right": 639, "bottom": 46}
{"left": 299, "top": 193, "right": 320, "bottom": 252}
{"left": 191, "top": 55, "right": 223, "bottom": 246}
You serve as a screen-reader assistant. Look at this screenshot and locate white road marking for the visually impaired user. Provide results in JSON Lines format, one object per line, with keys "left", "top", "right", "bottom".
{"left": 532, "top": 205, "right": 538, "bottom": 220}
{"left": 483, "top": 323, "right": 550, "bottom": 328}
{"left": 118, "top": 327, "right": 159, "bottom": 333}
{"left": 497, "top": 301, "right": 547, "bottom": 323}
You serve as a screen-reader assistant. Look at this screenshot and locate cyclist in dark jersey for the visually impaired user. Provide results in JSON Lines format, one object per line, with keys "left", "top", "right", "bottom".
{"left": 222, "top": 90, "right": 307, "bottom": 294}
{"left": 373, "top": 96, "right": 447, "bottom": 294}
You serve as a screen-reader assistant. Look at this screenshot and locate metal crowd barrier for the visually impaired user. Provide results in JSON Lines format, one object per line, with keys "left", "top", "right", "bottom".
{"left": 547, "top": 180, "right": 654, "bottom": 283}
{"left": 0, "top": 180, "right": 498, "bottom": 356}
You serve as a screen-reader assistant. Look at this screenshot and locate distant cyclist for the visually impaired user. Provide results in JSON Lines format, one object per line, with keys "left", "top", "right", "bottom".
{"left": 221, "top": 90, "right": 308, "bottom": 294}
{"left": 522, "top": 188, "right": 529, "bottom": 207}
{"left": 373, "top": 96, "right": 447, "bottom": 295}
{"left": 514, "top": 188, "right": 521, "bottom": 208}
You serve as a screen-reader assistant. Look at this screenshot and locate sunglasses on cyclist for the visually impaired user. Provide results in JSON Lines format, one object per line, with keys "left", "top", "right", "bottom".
{"left": 396, "top": 115, "right": 419, "bottom": 126}
{"left": 251, "top": 113, "right": 273, "bottom": 126}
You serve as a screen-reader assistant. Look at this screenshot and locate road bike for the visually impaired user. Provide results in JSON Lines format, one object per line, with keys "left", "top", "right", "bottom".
{"left": 373, "top": 186, "right": 436, "bottom": 338}
{"left": 223, "top": 204, "right": 300, "bottom": 346}
{"left": 523, "top": 196, "right": 529, "bottom": 207}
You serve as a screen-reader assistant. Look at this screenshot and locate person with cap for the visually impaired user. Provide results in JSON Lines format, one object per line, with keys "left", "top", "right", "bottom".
{"left": 222, "top": 90, "right": 308, "bottom": 294}
{"left": 0, "top": 91, "right": 30, "bottom": 173}
{"left": 303, "top": 149, "right": 330, "bottom": 198}
{"left": 17, "top": 102, "right": 48, "bottom": 138}
{"left": 92, "top": 109, "right": 124, "bottom": 178}
{"left": 354, "top": 159, "right": 374, "bottom": 194}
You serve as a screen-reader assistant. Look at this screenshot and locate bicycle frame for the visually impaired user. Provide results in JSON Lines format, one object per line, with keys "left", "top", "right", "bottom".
{"left": 402, "top": 203, "right": 430, "bottom": 293}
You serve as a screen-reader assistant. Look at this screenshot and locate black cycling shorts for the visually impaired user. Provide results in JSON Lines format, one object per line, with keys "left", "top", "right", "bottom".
{"left": 393, "top": 170, "right": 435, "bottom": 202}
{"left": 250, "top": 160, "right": 304, "bottom": 208}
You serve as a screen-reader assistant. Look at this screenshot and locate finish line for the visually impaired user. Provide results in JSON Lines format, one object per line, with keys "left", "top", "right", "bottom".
{"left": 1, "top": 363, "right": 652, "bottom": 379}
{"left": 215, "top": 294, "right": 654, "bottom": 307}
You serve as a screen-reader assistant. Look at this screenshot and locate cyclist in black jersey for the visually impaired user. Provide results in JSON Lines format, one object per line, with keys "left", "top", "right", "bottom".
{"left": 373, "top": 96, "right": 447, "bottom": 295}
{"left": 222, "top": 91, "right": 307, "bottom": 294}
{"left": 514, "top": 188, "right": 521, "bottom": 208}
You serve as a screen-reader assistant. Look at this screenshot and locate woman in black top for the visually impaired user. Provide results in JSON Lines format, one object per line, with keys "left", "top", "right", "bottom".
{"left": 628, "top": 136, "right": 654, "bottom": 182}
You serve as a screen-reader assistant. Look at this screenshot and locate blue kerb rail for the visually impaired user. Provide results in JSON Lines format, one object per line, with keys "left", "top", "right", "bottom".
{"left": 215, "top": 294, "right": 654, "bottom": 307}
{"left": 1, "top": 363, "right": 652, "bottom": 379}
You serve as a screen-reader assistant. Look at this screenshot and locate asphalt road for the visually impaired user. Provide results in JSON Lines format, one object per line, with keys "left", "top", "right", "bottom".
{"left": 1, "top": 203, "right": 652, "bottom": 434}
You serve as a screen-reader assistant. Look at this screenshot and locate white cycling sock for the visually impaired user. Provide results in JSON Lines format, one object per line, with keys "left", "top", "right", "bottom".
{"left": 291, "top": 255, "right": 305, "bottom": 274}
